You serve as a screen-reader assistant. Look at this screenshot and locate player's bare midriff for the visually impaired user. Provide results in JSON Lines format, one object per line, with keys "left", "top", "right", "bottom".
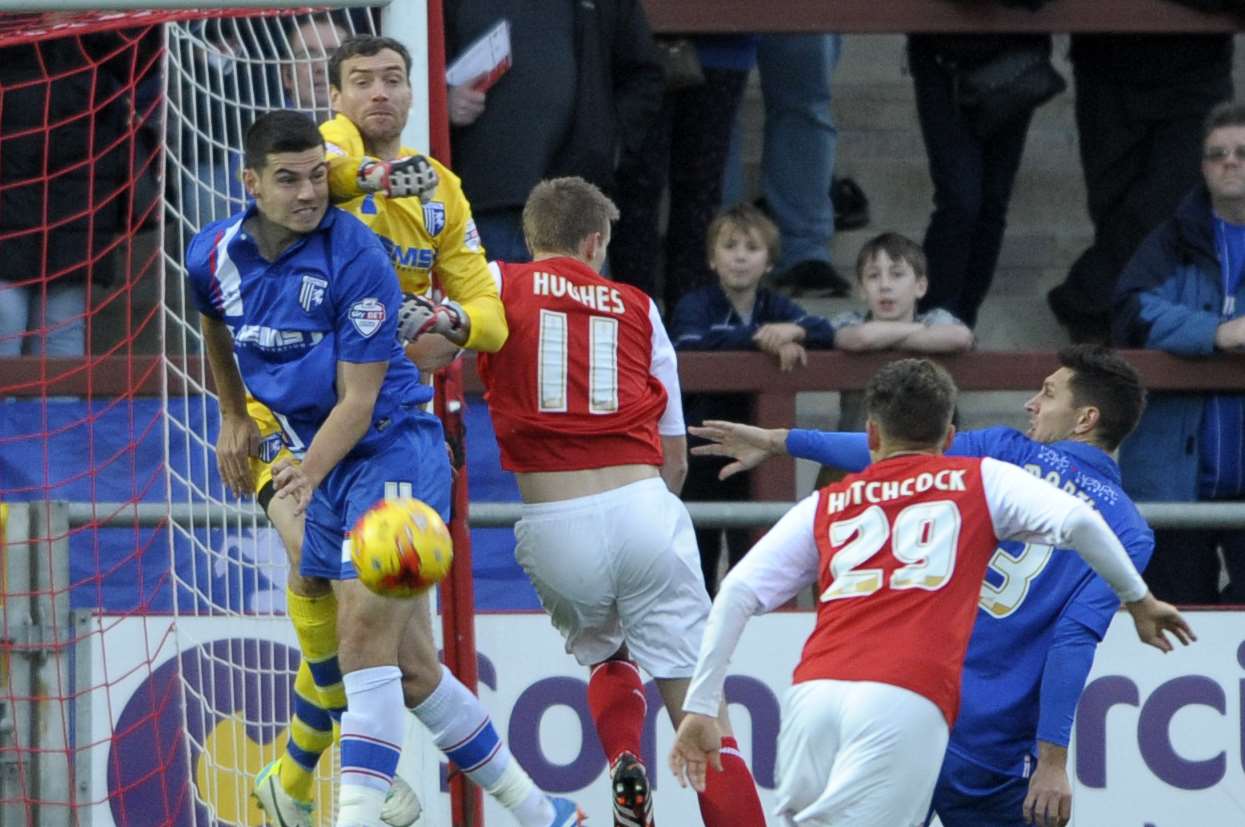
{"left": 516, "top": 464, "right": 661, "bottom": 503}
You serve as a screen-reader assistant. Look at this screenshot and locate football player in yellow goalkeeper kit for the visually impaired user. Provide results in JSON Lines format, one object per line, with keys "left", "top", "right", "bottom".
{"left": 245, "top": 34, "right": 583, "bottom": 827}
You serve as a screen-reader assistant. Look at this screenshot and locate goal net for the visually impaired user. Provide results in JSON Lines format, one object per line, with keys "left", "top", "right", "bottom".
{"left": 0, "top": 5, "right": 455, "bottom": 825}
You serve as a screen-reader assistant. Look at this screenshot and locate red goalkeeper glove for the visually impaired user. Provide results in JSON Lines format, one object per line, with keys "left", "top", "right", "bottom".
{"left": 397, "top": 293, "right": 466, "bottom": 343}
{"left": 357, "top": 155, "right": 439, "bottom": 201}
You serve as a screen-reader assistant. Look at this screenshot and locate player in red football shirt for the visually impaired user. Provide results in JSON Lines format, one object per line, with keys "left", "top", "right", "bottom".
{"left": 668, "top": 359, "right": 1193, "bottom": 827}
{"left": 476, "top": 177, "right": 766, "bottom": 827}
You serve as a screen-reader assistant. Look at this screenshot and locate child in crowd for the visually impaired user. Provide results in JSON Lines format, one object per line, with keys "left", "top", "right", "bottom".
{"left": 831, "top": 229, "right": 976, "bottom": 351}
{"left": 831, "top": 232, "right": 975, "bottom": 353}
{"left": 671, "top": 203, "right": 835, "bottom": 593}
{"left": 832, "top": 232, "right": 973, "bottom": 431}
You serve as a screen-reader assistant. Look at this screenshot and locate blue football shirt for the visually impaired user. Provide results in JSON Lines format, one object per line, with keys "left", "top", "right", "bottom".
{"left": 185, "top": 203, "right": 430, "bottom": 457}
{"left": 946, "top": 427, "right": 1153, "bottom": 775}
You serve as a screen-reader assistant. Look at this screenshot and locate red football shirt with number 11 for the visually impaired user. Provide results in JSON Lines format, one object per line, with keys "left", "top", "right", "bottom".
{"left": 476, "top": 257, "right": 669, "bottom": 473}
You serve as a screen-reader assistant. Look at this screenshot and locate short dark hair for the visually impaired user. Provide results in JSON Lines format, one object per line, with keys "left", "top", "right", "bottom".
{"left": 523, "top": 177, "right": 620, "bottom": 255}
{"left": 244, "top": 110, "right": 324, "bottom": 170}
{"left": 705, "top": 203, "right": 781, "bottom": 267}
{"left": 855, "top": 232, "right": 927, "bottom": 281}
{"left": 864, "top": 359, "right": 957, "bottom": 446}
{"left": 329, "top": 34, "right": 411, "bottom": 90}
{"left": 1202, "top": 100, "right": 1245, "bottom": 144}
{"left": 1058, "top": 345, "right": 1146, "bottom": 451}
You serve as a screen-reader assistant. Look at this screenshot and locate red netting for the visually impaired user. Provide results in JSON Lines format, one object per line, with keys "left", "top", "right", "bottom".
{"left": 0, "top": 13, "right": 174, "bottom": 824}
{"left": 0, "top": 8, "right": 456, "bottom": 823}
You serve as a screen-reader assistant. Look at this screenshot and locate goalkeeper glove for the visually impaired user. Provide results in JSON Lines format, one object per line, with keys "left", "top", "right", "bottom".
{"left": 357, "top": 155, "right": 439, "bottom": 201}
{"left": 397, "top": 293, "right": 467, "bottom": 343}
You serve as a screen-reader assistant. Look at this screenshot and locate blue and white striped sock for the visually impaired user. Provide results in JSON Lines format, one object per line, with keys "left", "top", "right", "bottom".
{"left": 338, "top": 665, "right": 405, "bottom": 825}
{"left": 412, "top": 665, "right": 552, "bottom": 826}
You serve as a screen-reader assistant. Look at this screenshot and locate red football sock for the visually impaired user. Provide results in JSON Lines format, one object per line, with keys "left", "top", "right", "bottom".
{"left": 586, "top": 659, "right": 646, "bottom": 766}
{"left": 697, "top": 736, "right": 766, "bottom": 827}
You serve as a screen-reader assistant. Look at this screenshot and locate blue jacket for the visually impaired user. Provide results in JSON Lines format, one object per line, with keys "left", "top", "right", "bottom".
{"left": 1112, "top": 186, "right": 1245, "bottom": 500}
{"left": 671, "top": 284, "right": 836, "bottom": 351}
{"left": 672, "top": 284, "right": 836, "bottom": 428}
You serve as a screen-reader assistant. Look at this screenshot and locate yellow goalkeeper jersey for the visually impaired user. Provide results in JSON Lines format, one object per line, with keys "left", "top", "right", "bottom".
{"left": 320, "top": 113, "right": 506, "bottom": 353}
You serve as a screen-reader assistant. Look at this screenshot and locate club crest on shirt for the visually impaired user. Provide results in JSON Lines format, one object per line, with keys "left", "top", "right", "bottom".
{"left": 298, "top": 274, "right": 328, "bottom": 312}
{"left": 349, "top": 297, "right": 386, "bottom": 337}
{"left": 257, "top": 432, "right": 285, "bottom": 463}
{"left": 423, "top": 201, "right": 446, "bottom": 236}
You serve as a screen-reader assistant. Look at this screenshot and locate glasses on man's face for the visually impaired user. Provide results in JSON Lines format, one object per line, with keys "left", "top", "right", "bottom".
{"left": 1204, "top": 145, "right": 1245, "bottom": 163}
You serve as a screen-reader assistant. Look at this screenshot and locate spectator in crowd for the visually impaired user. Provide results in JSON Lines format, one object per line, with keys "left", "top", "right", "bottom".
{"left": 444, "top": 0, "right": 663, "bottom": 263}
{"left": 0, "top": 30, "right": 142, "bottom": 357}
{"left": 169, "top": 18, "right": 255, "bottom": 224}
{"left": 610, "top": 35, "right": 756, "bottom": 311}
{"left": 908, "top": 33, "right": 1061, "bottom": 328}
{"left": 1113, "top": 100, "right": 1245, "bottom": 604}
{"left": 607, "top": 33, "right": 751, "bottom": 311}
{"left": 830, "top": 231, "right": 974, "bottom": 431}
{"left": 726, "top": 34, "right": 850, "bottom": 297}
{"left": 280, "top": 15, "right": 346, "bottom": 120}
{"left": 1048, "top": 34, "right": 1233, "bottom": 344}
{"left": 831, "top": 232, "right": 975, "bottom": 355}
{"left": 670, "top": 204, "right": 835, "bottom": 593}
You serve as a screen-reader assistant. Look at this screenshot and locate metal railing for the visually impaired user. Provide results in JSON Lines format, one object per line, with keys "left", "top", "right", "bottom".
{"left": 65, "top": 499, "right": 1245, "bottom": 530}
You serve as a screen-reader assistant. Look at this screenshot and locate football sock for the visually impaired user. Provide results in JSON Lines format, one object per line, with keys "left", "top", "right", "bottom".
{"left": 280, "top": 660, "right": 334, "bottom": 801}
{"left": 696, "top": 736, "right": 766, "bottom": 827}
{"left": 281, "top": 588, "right": 344, "bottom": 799}
{"left": 586, "top": 658, "right": 646, "bottom": 766}
{"left": 411, "top": 665, "right": 553, "bottom": 827}
{"left": 338, "top": 665, "right": 405, "bottom": 825}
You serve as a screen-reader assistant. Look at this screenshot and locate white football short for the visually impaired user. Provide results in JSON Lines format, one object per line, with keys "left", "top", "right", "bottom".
{"left": 513, "top": 477, "right": 711, "bottom": 679}
{"left": 774, "top": 679, "right": 949, "bottom": 827}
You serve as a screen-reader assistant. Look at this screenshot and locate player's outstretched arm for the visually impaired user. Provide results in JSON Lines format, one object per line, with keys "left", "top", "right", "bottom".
{"left": 275, "top": 360, "right": 386, "bottom": 514}
{"left": 1057, "top": 507, "right": 1194, "bottom": 651}
{"left": 688, "top": 420, "right": 789, "bottom": 480}
{"left": 690, "top": 421, "right": 877, "bottom": 477}
{"left": 1122, "top": 593, "right": 1196, "bottom": 653}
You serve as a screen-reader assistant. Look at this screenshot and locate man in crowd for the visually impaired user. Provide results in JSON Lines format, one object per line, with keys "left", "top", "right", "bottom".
{"left": 1113, "top": 99, "right": 1245, "bottom": 605}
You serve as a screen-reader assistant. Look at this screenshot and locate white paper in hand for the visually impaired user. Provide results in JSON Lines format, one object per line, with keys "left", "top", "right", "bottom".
{"left": 446, "top": 19, "right": 512, "bottom": 92}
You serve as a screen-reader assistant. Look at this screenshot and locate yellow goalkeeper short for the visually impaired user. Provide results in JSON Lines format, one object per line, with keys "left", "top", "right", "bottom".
{"left": 247, "top": 396, "right": 297, "bottom": 505}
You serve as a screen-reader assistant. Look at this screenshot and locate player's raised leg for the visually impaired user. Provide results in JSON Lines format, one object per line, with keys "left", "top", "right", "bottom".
{"left": 622, "top": 485, "right": 766, "bottom": 827}
{"left": 251, "top": 463, "right": 420, "bottom": 827}
{"left": 392, "top": 596, "right": 579, "bottom": 827}
{"left": 268, "top": 489, "right": 343, "bottom": 794}
{"left": 520, "top": 481, "right": 767, "bottom": 827}
{"left": 586, "top": 654, "right": 652, "bottom": 827}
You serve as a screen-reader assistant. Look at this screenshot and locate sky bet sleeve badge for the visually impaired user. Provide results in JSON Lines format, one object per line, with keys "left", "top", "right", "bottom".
{"left": 349, "top": 297, "right": 386, "bottom": 337}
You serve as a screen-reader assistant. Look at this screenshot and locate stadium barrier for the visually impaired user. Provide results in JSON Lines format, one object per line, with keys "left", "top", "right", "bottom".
{"left": 41, "top": 498, "right": 1245, "bottom": 531}
{"left": 8, "top": 348, "right": 1245, "bottom": 500}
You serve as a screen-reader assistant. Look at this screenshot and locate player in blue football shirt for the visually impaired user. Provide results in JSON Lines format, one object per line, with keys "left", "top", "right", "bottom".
{"left": 187, "top": 110, "right": 583, "bottom": 827}
{"left": 687, "top": 345, "right": 1153, "bottom": 827}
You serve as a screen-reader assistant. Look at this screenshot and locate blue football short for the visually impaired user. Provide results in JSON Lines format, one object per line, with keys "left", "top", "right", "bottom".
{"left": 927, "top": 748, "right": 1029, "bottom": 827}
{"left": 300, "top": 411, "right": 451, "bottom": 580}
